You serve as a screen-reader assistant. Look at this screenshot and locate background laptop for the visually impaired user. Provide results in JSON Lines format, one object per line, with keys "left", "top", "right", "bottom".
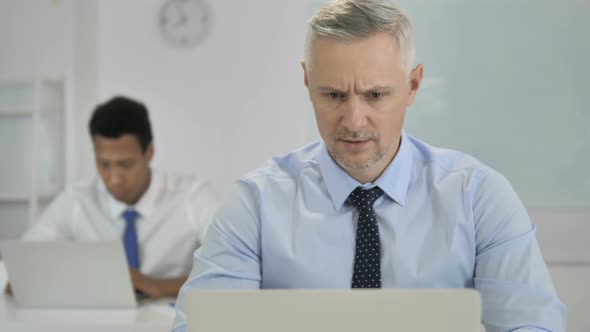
{"left": 185, "top": 289, "right": 483, "bottom": 332}
{"left": 0, "top": 240, "right": 137, "bottom": 308}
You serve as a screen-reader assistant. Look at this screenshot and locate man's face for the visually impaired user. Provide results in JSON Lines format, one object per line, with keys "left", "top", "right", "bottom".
{"left": 303, "top": 32, "right": 423, "bottom": 182}
{"left": 93, "top": 134, "right": 153, "bottom": 205}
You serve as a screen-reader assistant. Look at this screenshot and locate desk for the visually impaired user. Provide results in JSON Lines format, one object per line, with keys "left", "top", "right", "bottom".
{"left": 0, "top": 293, "right": 174, "bottom": 332}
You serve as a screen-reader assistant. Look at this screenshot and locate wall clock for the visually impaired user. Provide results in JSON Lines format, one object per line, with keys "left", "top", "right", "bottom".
{"left": 159, "top": 0, "right": 211, "bottom": 48}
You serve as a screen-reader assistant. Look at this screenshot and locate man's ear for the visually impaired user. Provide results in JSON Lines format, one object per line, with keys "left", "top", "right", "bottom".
{"left": 407, "top": 64, "right": 424, "bottom": 106}
{"left": 301, "top": 61, "right": 309, "bottom": 88}
{"left": 145, "top": 143, "right": 154, "bottom": 162}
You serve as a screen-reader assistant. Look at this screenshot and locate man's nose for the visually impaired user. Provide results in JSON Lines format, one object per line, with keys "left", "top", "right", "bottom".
{"left": 108, "top": 170, "right": 124, "bottom": 186}
{"left": 341, "top": 95, "right": 368, "bottom": 132}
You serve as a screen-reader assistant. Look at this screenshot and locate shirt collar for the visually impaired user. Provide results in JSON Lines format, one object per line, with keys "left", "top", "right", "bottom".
{"left": 133, "top": 169, "right": 160, "bottom": 219}
{"left": 318, "top": 131, "right": 413, "bottom": 210}
{"left": 100, "top": 169, "right": 160, "bottom": 221}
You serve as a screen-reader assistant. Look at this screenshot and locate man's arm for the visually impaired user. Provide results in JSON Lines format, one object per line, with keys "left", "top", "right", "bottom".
{"left": 21, "top": 189, "right": 75, "bottom": 241}
{"left": 172, "top": 180, "right": 262, "bottom": 332}
{"left": 472, "top": 170, "right": 566, "bottom": 332}
{"left": 186, "top": 178, "right": 221, "bottom": 248}
{"left": 129, "top": 268, "right": 187, "bottom": 298}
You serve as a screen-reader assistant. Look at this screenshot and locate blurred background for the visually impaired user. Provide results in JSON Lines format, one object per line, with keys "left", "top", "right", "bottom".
{"left": 0, "top": 0, "right": 588, "bottom": 330}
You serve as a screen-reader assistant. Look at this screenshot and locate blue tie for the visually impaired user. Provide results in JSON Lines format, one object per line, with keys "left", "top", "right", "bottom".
{"left": 122, "top": 209, "right": 140, "bottom": 269}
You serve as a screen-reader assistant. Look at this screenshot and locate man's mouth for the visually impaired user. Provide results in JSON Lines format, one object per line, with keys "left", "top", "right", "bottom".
{"left": 340, "top": 139, "right": 370, "bottom": 151}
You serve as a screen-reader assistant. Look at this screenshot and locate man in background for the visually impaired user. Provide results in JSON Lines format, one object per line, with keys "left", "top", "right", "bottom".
{"left": 19, "top": 96, "right": 218, "bottom": 298}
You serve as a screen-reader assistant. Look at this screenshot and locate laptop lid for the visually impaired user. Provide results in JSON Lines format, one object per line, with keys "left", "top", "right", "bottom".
{"left": 0, "top": 240, "right": 137, "bottom": 308}
{"left": 185, "top": 289, "right": 482, "bottom": 332}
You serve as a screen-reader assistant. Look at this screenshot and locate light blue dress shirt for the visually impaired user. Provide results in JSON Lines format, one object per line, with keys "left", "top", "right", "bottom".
{"left": 173, "top": 132, "right": 565, "bottom": 332}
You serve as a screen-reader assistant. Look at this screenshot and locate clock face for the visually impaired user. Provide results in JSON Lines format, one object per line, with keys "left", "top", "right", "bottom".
{"left": 159, "top": 0, "right": 211, "bottom": 48}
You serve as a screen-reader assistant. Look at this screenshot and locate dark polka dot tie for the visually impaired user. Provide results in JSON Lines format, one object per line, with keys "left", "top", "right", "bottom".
{"left": 349, "top": 186, "right": 384, "bottom": 288}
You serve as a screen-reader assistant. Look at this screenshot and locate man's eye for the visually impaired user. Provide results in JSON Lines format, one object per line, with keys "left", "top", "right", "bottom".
{"left": 368, "top": 92, "right": 384, "bottom": 100}
{"left": 120, "top": 161, "right": 134, "bottom": 169}
{"left": 327, "top": 92, "right": 344, "bottom": 99}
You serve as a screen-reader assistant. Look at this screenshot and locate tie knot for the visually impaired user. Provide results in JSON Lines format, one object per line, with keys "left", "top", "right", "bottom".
{"left": 348, "top": 186, "right": 384, "bottom": 210}
{"left": 122, "top": 209, "right": 139, "bottom": 223}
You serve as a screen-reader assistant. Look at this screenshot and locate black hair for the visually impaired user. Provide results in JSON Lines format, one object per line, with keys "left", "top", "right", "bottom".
{"left": 88, "top": 96, "right": 153, "bottom": 152}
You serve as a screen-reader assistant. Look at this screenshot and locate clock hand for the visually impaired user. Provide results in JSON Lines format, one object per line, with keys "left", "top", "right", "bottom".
{"left": 174, "top": 2, "right": 189, "bottom": 27}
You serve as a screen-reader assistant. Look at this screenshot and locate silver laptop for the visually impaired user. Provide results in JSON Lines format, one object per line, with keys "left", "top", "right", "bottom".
{"left": 0, "top": 240, "right": 137, "bottom": 308}
{"left": 185, "top": 289, "right": 483, "bottom": 332}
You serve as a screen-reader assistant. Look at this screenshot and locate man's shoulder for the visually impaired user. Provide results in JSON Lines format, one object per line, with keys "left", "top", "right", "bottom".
{"left": 65, "top": 176, "right": 102, "bottom": 198}
{"left": 407, "top": 135, "right": 493, "bottom": 177}
{"left": 39, "top": 176, "right": 102, "bottom": 212}
{"left": 240, "top": 141, "right": 322, "bottom": 184}
{"left": 407, "top": 135, "right": 515, "bottom": 203}
{"left": 152, "top": 169, "right": 213, "bottom": 196}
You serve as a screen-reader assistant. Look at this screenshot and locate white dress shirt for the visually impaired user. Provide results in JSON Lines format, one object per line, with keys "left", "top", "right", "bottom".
{"left": 22, "top": 169, "right": 219, "bottom": 279}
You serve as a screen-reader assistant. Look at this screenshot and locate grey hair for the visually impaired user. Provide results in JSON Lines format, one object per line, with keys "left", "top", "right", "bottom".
{"left": 304, "top": 0, "right": 415, "bottom": 72}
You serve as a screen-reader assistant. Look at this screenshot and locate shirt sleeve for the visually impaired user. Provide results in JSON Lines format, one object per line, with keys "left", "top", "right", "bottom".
{"left": 21, "top": 189, "right": 76, "bottom": 241}
{"left": 471, "top": 170, "right": 566, "bottom": 332}
{"left": 172, "top": 180, "right": 262, "bottom": 332}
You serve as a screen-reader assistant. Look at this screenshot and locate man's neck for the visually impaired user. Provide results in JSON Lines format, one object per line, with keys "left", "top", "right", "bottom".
{"left": 127, "top": 169, "right": 152, "bottom": 206}
{"left": 345, "top": 157, "right": 393, "bottom": 184}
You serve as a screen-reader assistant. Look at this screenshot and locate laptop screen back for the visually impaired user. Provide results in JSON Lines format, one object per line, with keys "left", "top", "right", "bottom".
{"left": 185, "top": 289, "right": 482, "bottom": 332}
{"left": 0, "top": 240, "right": 136, "bottom": 308}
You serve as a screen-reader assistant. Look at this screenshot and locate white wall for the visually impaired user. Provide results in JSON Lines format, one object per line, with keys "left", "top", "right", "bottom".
{"left": 71, "top": 0, "right": 98, "bottom": 187}
{"left": 0, "top": 0, "right": 76, "bottom": 237}
{"left": 88, "top": 0, "right": 315, "bottom": 194}
{"left": 0, "top": 0, "right": 74, "bottom": 79}
{"left": 0, "top": 0, "right": 96, "bottom": 188}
